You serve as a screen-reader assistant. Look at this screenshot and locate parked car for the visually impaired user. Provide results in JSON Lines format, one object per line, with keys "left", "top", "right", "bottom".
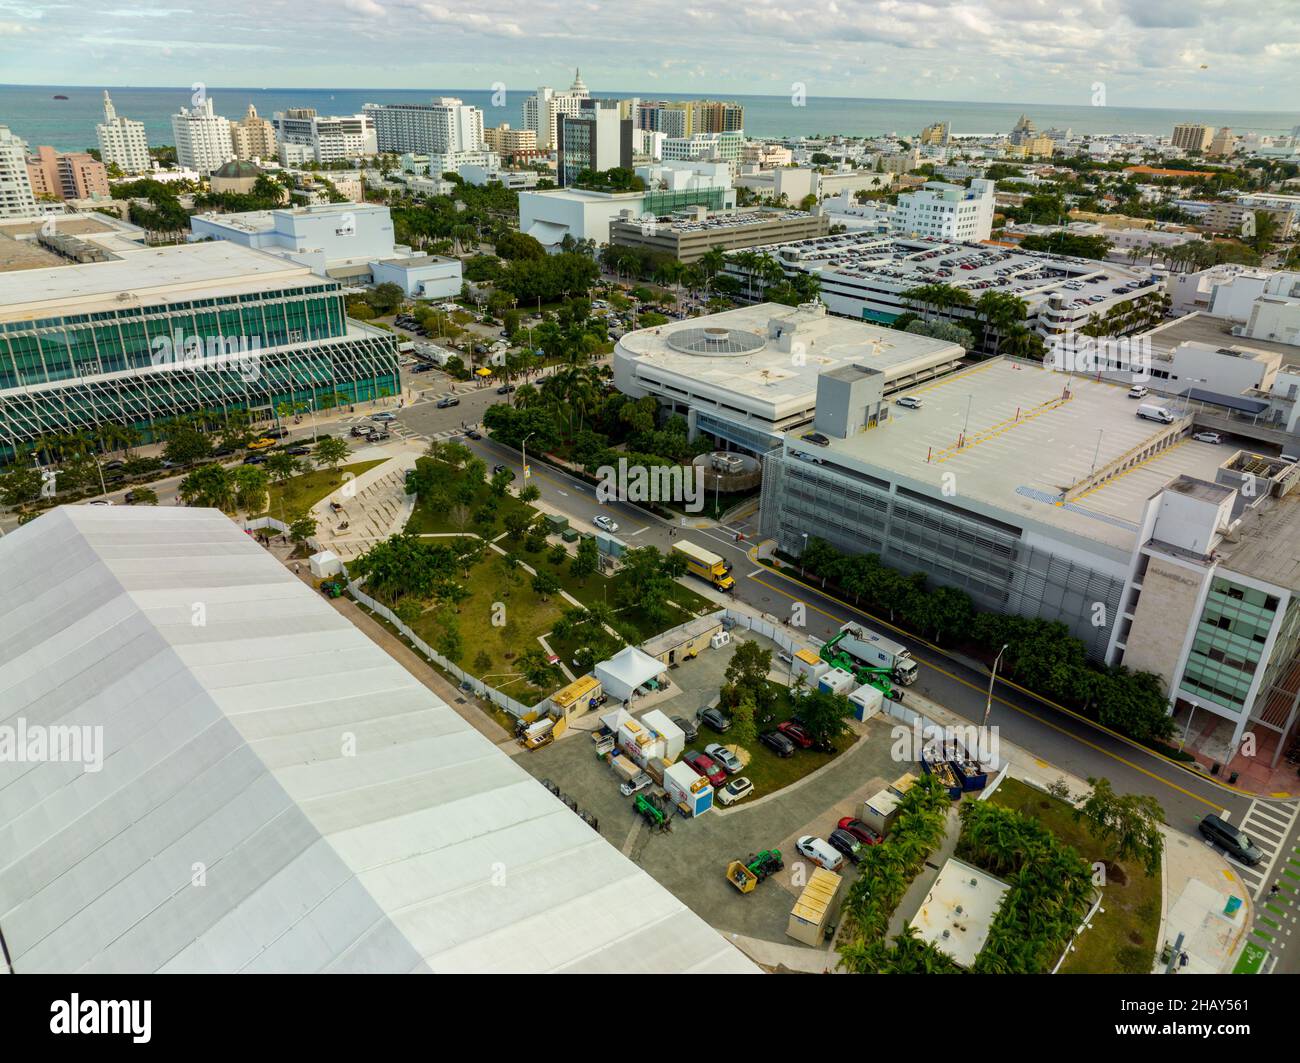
{"left": 1127, "top": 384, "right": 1149, "bottom": 399}
{"left": 619, "top": 772, "right": 653, "bottom": 797}
{"left": 777, "top": 720, "right": 814, "bottom": 749}
{"left": 87, "top": 499, "right": 114, "bottom": 506}
{"left": 496, "top": 383, "right": 516, "bottom": 394}
{"left": 246, "top": 437, "right": 277, "bottom": 451}
{"left": 698, "top": 706, "right": 731, "bottom": 733}
{"left": 371, "top": 412, "right": 397, "bottom": 422}
{"left": 436, "top": 396, "right": 460, "bottom": 408}
{"left": 796, "top": 835, "right": 844, "bottom": 871}
{"left": 243, "top": 453, "right": 268, "bottom": 465}
{"left": 717, "top": 776, "right": 754, "bottom": 807}
{"left": 895, "top": 395, "right": 924, "bottom": 409}
{"left": 704, "top": 743, "right": 742, "bottom": 774}
{"left": 828, "top": 828, "right": 865, "bottom": 864}
{"left": 1197, "top": 814, "right": 1262, "bottom": 866}
{"left": 759, "top": 730, "right": 795, "bottom": 757}
{"left": 593, "top": 514, "right": 619, "bottom": 533}
{"left": 261, "top": 426, "right": 290, "bottom": 438}
{"left": 671, "top": 715, "right": 699, "bottom": 742}
{"left": 287, "top": 446, "right": 310, "bottom": 456}
{"left": 1191, "top": 431, "right": 1223, "bottom": 444}
{"left": 837, "top": 817, "right": 882, "bottom": 845}
{"left": 492, "top": 464, "right": 515, "bottom": 479}
{"left": 684, "top": 750, "right": 727, "bottom": 787}
{"left": 350, "top": 425, "right": 373, "bottom": 437}
{"left": 800, "top": 431, "right": 830, "bottom": 447}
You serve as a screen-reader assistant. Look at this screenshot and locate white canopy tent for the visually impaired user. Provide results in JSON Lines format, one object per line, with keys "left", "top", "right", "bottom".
{"left": 0, "top": 507, "right": 757, "bottom": 975}
{"left": 595, "top": 645, "right": 666, "bottom": 703}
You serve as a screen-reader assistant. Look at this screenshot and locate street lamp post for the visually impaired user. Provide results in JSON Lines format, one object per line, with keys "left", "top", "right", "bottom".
{"left": 983, "top": 643, "right": 1009, "bottom": 729}
{"left": 520, "top": 430, "right": 535, "bottom": 486}
{"left": 800, "top": 532, "right": 809, "bottom": 577}
{"left": 1179, "top": 700, "right": 1199, "bottom": 752}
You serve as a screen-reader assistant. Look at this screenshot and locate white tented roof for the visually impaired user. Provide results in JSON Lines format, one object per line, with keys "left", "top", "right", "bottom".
{"left": 594, "top": 646, "right": 666, "bottom": 703}
{"left": 0, "top": 507, "right": 757, "bottom": 974}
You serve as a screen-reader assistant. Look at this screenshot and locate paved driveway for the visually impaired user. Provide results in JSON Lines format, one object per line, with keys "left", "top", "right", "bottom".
{"left": 517, "top": 699, "right": 906, "bottom": 950}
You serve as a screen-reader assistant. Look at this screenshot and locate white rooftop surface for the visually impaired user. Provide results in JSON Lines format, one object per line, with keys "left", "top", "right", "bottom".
{"left": 618, "top": 302, "right": 963, "bottom": 412}
{"left": 0, "top": 507, "right": 757, "bottom": 974}
{"left": 817, "top": 358, "right": 1231, "bottom": 551}
{"left": 909, "top": 858, "right": 1008, "bottom": 969}
{"left": 0, "top": 242, "right": 323, "bottom": 322}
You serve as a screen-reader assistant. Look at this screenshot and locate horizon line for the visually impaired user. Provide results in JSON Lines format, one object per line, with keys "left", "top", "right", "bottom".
{"left": 3, "top": 83, "right": 1294, "bottom": 119}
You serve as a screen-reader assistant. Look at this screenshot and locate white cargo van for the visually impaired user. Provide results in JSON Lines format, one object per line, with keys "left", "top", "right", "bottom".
{"left": 1136, "top": 403, "right": 1174, "bottom": 424}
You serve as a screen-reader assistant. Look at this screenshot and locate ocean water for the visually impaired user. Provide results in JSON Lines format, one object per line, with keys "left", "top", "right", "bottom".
{"left": 2, "top": 83, "right": 1295, "bottom": 153}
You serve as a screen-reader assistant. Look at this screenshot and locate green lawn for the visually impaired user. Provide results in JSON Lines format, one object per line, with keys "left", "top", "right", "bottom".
{"left": 989, "top": 777, "right": 1161, "bottom": 974}
{"left": 397, "top": 459, "right": 721, "bottom": 705}
{"left": 408, "top": 551, "right": 568, "bottom": 707}
{"left": 258, "top": 459, "right": 386, "bottom": 520}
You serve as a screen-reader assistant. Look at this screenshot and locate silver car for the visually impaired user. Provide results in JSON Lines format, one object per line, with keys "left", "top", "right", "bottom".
{"left": 704, "top": 743, "right": 742, "bottom": 774}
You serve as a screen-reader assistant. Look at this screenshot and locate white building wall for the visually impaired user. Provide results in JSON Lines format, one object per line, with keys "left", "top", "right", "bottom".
{"left": 0, "top": 125, "right": 37, "bottom": 217}
{"left": 171, "top": 97, "right": 235, "bottom": 174}
{"left": 97, "top": 93, "right": 151, "bottom": 174}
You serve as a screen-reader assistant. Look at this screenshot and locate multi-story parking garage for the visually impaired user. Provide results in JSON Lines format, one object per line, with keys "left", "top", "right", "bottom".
{"left": 0, "top": 242, "right": 399, "bottom": 462}
{"left": 760, "top": 355, "right": 1300, "bottom": 762}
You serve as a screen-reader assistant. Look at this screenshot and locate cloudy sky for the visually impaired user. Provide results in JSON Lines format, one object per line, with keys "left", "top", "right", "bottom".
{"left": 1, "top": 0, "right": 1293, "bottom": 110}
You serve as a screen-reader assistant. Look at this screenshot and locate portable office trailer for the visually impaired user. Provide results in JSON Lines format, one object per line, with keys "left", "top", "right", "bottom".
{"left": 786, "top": 867, "right": 842, "bottom": 946}
{"left": 818, "top": 667, "right": 857, "bottom": 696}
{"left": 862, "top": 788, "right": 901, "bottom": 836}
{"left": 664, "top": 760, "right": 713, "bottom": 817}
{"left": 641, "top": 708, "right": 686, "bottom": 761}
{"left": 848, "top": 682, "right": 884, "bottom": 722}
{"left": 793, "top": 648, "right": 828, "bottom": 686}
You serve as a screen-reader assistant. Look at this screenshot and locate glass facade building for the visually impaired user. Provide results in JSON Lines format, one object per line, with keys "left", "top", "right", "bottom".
{"left": 0, "top": 278, "right": 399, "bottom": 461}
{"left": 1179, "top": 577, "right": 1282, "bottom": 713}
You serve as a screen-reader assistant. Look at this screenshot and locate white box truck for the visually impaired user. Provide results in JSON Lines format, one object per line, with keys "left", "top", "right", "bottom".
{"left": 824, "top": 622, "right": 918, "bottom": 685}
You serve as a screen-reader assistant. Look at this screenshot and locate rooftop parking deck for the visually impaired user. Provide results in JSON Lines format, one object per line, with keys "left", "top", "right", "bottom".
{"left": 811, "top": 358, "right": 1232, "bottom": 550}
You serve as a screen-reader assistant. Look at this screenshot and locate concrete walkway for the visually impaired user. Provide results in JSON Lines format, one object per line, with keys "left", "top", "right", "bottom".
{"left": 313, "top": 442, "right": 422, "bottom": 561}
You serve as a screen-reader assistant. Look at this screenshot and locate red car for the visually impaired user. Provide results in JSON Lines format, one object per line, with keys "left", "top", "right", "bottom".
{"left": 838, "top": 817, "right": 882, "bottom": 845}
{"left": 684, "top": 750, "right": 727, "bottom": 787}
{"left": 777, "top": 721, "right": 814, "bottom": 749}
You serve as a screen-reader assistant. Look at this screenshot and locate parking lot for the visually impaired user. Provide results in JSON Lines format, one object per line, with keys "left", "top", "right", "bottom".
{"left": 515, "top": 632, "right": 909, "bottom": 952}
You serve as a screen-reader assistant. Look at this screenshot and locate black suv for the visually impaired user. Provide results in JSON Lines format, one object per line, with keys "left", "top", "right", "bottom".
{"left": 759, "top": 730, "right": 795, "bottom": 757}
{"left": 1198, "top": 815, "right": 1263, "bottom": 866}
{"left": 800, "top": 432, "right": 830, "bottom": 447}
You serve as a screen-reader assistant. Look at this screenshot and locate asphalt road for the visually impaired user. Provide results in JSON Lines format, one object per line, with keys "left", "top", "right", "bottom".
{"left": 441, "top": 425, "right": 1269, "bottom": 841}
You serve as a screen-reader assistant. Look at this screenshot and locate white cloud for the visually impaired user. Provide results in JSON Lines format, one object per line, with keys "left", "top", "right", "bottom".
{"left": 0, "top": 0, "right": 1292, "bottom": 110}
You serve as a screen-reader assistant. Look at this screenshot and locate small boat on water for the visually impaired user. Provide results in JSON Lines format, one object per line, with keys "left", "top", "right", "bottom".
{"left": 53, "top": 94, "right": 69, "bottom": 100}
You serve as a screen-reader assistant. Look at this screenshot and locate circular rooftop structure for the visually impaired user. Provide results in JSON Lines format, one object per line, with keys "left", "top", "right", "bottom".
{"left": 666, "top": 326, "right": 766, "bottom": 357}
